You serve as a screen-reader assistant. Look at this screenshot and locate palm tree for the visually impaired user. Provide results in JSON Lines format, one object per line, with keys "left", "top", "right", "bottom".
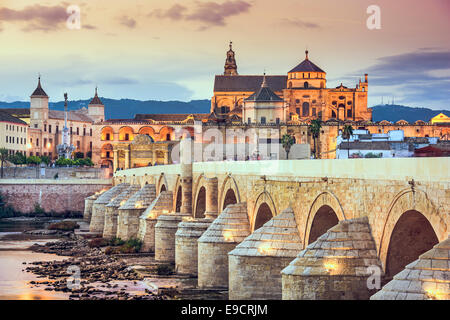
{"left": 0, "top": 148, "right": 8, "bottom": 178}
{"left": 342, "top": 125, "right": 354, "bottom": 158}
{"left": 309, "top": 119, "right": 322, "bottom": 159}
{"left": 281, "top": 134, "right": 295, "bottom": 159}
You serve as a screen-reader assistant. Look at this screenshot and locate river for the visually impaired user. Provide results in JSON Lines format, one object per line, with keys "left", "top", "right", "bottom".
{"left": 0, "top": 217, "right": 70, "bottom": 300}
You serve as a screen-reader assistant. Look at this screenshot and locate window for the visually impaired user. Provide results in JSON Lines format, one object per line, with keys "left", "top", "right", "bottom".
{"left": 331, "top": 111, "right": 337, "bottom": 119}
{"left": 166, "top": 134, "right": 171, "bottom": 141}
{"left": 37, "top": 138, "right": 39, "bottom": 147}
{"left": 106, "top": 133, "right": 111, "bottom": 141}
{"left": 44, "top": 138, "right": 47, "bottom": 148}
{"left": 44, "top": 124, "right": 47, "bottom": 132}
{"left": 106, "top": 151, "right": 110, "bottom": 158}
{"left": 125, "top": 133, "right": 130, "bottom": 141}
{"left": 302, "top": 102, "right": 310, "bottom": 117}
{"left": 312, "top": 108, "right": 316, "bottom": 116}
{"left": 304, "top": 82, "right": 309, "bottom": 88}
{"left": 49, "top": 125, "right": 52, "bottom": 133}
{"left": 77, "top": 141, "right": 80, "bottom": 149}
{"left": 89, "top": 142, "right": 92, "bottom": 150}
{"left": 90, "top": 129, "right": 92, "bottom": 136}
{"left": 276, "top": 118, "right": 280, "bottom": 124}
{"left": 34, "top": 124, "right": 38, "bottom": 128}
{"left": 347, "top": 109, "right": 352, "bottom": 118}
{"left": 76, "top": 127, "right": 79, "bottom": 136}
{"left": 260, "top": 117, "right": 266, "bottom": 124}
{"left": 83, "top": 128, "right": 86, "bottom": 136}
{"left": 70, "top": 127, "right": 73, "bottom": 134}
{"left": 296, "top": 108, "right": 300, "bottom": 115}
{"left": 56, "top": 126, "right": 59, "bottom": 133}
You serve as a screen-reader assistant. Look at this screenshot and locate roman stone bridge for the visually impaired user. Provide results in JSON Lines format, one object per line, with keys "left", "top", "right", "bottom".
{"left": 86, "top": 153, "right": 449, "bottom": 300}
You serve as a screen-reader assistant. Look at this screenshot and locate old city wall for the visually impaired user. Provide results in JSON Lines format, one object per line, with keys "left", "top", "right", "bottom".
{"left": 0, "top": 179, "right": 112, "bottom": 214}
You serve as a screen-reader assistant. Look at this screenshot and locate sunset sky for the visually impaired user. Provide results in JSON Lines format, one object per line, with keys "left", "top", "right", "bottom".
{"left": 0, "top": 0, "right": 449, "bottom": 110}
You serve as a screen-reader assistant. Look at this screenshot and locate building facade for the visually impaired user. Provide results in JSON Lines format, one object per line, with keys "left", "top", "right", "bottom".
{"left": 0, "top": 110, "right": 28, "bottom": 155}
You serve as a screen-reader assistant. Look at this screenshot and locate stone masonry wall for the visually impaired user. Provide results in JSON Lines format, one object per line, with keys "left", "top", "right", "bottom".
{"left": 0, "top": 181, "right": 110, "bottom": 214}
{"left": 229, "top": 255, "right": 293, "bottom": 300}
{"left": 197, "top": 242, "right": 237, "bottom": 288}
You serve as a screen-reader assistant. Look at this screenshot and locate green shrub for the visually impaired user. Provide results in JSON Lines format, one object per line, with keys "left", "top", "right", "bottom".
{"left": 40, "top": 155, "right": 50, "bottom": 165}
{"left": 48, "top": 221, "right": 79, "bottom": 231}
{"left": 34, "top": 203, "right": 45, "bottom": 215}
{"left": 27, "top": 156, "right": 42, "bottom": 165}
{"left": 108, "top": 237, "right": 125, "bottom": 246}
{"left": 156, "top": 264, "right": 174, "bottom": 275}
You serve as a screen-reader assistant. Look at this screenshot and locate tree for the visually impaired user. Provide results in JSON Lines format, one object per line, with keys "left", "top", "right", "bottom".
{"left": 0, "top": 148, "right": 8, "bottom": 178}
{"left": 281, "top": 134, "right": 295, "bottom": 159}
{"left": 9, "top": 152, "right": 26, "bottom": 165}
{"left": 40, "top": 155, "right": 51, "bottom": 165}
{"left": 309, "top": 120, "right": 322, "bottom": 159}
{"left": 342, "top": 125, "right": 354, "bottom": 159}
{"left": 26, "top": 156, "right": 42, "bottom": 166}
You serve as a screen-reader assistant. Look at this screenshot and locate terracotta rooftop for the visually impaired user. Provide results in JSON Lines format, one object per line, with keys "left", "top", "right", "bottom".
{"left": 89, "top": 87, "right": 103, "bottom": 105}
{"left": 48, "top": 110, "right": 94, "bottom": 123}
{"left": 134, "top": 113, "right": 210, "bottom": 122}
{"left": 288, "top": 51, "right": 326, "bottom": 73}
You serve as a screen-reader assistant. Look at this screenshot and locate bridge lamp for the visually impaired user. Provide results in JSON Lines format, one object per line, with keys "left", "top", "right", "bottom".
{"left": 27, "top": 143, "right": 32, "bottom": 149}
{"left": 46, "top": 142, "right": 51, "bottom": 149}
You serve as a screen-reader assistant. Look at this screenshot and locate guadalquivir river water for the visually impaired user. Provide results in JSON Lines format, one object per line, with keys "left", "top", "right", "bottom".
{"left": 0, "top": 217, "right": 70, "bottom": 300}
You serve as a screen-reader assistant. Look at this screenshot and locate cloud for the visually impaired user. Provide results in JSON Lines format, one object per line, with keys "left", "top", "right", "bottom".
{"left": 0, "top": 4, "right": 67, "bottom": 32}
{"left": 119, "top": 15, "right": 137, "bottom": 28}
{"left": 348, "top": 49, "right": 450, "bottom": 108}
{"left": 280, "top": 18, "right": 321, "bottom": 29}
{"left": 102, "top": 77, "right": 139, "bottom": 85}
{"left": 150, "top": 1, "right": 252, "bottom": 30}
{"left": 83, "top": 24, "right": 97, "bottom": 30}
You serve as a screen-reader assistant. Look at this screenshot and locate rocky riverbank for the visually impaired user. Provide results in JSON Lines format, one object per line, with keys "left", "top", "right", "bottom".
{"left": 26, "top": 239, "right": 170, "bottom": 300}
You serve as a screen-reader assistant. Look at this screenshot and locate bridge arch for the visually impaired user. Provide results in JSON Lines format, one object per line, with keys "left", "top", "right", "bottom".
{"left": 173, "top": 176, "right": 182, "bottom": 213}
{"left": 156, "top": 174, "right": 168, "bottom": 195}
{"left": 219, "top": 175, "right": 241, "bottom": 212}
{"left": 379, "top": 189, "right": 445, "bottom": 276}
{"left": 304, "top": 191, "right": 346, "bottom": 247}
{"left": 252, "top": 191, "right": 277, "bottom": 232}
{"left": 193, "top": 174, "right": 208, "bottom": 218}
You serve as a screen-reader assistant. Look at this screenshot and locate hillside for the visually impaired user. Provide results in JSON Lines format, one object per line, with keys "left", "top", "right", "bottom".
{"left": 0, "top": 99, "right": 448, "bottom": 123}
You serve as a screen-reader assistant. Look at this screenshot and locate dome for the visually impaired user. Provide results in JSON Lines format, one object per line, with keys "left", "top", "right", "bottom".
{"left": 288, "top": 50, "right": 325, "bottom": 74}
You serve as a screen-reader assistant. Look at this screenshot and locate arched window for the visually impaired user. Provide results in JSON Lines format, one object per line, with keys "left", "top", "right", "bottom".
{"left": 304, "top": 82, "right": 309, "bottom": 89}
{"left": 288, "top": 81, "right": 292, "bottom": 89}
{"left": 302, "top": 102, "right": 309, "bottom": 117}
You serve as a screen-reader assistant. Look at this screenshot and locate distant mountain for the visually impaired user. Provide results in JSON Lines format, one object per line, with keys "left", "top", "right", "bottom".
{"left": 0, "top": 99, "right": 448, "bottom": 123}
{"left": 370, "top": 105, "right": 450, "bottom": 123}
{"left": 0, "top": 98, "right": 211, "bottom": 119}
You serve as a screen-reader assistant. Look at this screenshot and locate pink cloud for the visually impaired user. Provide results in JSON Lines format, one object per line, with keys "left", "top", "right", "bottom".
{"left": 119, "top": 15, "right": 137, "bottom": 29}
{"left": 0, "top": 4, "right": 68, "bottom": 32}
{"left": 150, "top": 1, "right": 252, "bottom": 30}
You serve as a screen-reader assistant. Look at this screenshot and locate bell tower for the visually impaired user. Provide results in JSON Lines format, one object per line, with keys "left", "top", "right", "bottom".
{"left": 88, "top": 87, "right": 105, "bottom": 123}
{"left": 30, "top": 75, "right": 49, "bottom": 130}
{"left": 224, "top": 41, "right": 238, "bottom": 76}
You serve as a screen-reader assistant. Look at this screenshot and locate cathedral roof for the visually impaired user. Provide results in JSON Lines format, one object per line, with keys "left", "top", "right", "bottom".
{"left": 289, "top": 51, "right": 325, "bottom": 73}
{"left": 89, "top": 87, "right": 103, "bottom": 105}
{"left": 214, "top": 75, "right": 287, "bottom": 92}
{"left": 245, "top": 75, "right": 284, "bottom": 102}
{"left": 31, "top": 77, "right": 48, "bottom": 97}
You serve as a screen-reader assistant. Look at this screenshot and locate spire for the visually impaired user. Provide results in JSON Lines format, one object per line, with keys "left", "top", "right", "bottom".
{"left": 305, "top": 50, "right": 309, "bottom": 60}
{"left": 89, "top": 86, "right": 103, "bottom": 105}
{"left": 261, "top": 72, "right": 268, "bottom": 87}
{"left": 31, "top": 74, "right": 48, "bottom": 97}
{"left": 224, "top": 41, "right": 238, "bottom": 76}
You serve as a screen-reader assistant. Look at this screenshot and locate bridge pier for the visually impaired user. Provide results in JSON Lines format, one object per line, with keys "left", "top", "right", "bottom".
{"left": 371, "top": 237, "right": 450, "bottom": 300}
{"left": 90, "top": 183, "right": 130, "bottom": 234}
{"left": 103, "top": 185, "right": 140, "bottom": 239}
{"left": 282, "top": 217, "right": 383, "bottom": 300}
{"left": 155, "top": 213, "right": 187, "bottom": 262}
{"left": 175, "top": 218, "right": 213, "bottom": 275}
{"left": 198, "top": 203, "right": 250, "bottom": 289}
{"left": 117, "top": 184, "right": 156, "bottom": 240}
{"left": 228, "top": 208, "right": 302, "bottom": 300}
{"left": 84, "top": 192, "right": 102, "bottom": 222}
{"left": 204, "top": 177, "right": 219, "bottom": 219}
{"left": 138, "top": 191, "right": 174, "bottom": 252}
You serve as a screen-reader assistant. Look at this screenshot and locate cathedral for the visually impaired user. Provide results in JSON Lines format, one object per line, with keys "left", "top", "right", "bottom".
{"left": 211, "top": 42, "right": 372, "bottom": 123}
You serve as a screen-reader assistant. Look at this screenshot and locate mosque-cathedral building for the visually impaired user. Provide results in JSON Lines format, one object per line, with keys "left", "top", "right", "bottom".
{"left": 2, "top": 43, "right": 449, "bottom": 176}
